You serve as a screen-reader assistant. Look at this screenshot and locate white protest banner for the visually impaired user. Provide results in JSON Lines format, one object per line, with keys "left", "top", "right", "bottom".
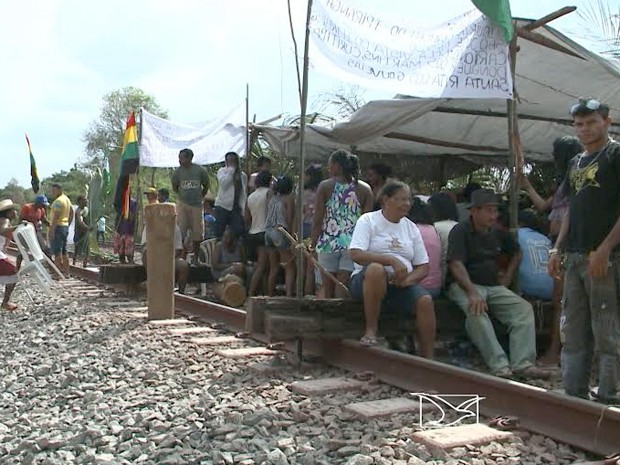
{"left": 139, "top": 103, "right": 247, "bottom": 168}
{"left": 309, "top": 0, "right": 513, "bottom": 99}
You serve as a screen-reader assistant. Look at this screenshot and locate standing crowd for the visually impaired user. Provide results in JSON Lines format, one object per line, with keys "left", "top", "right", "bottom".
{"left": 0, "top": 98, "right": 618, "bottom": 403}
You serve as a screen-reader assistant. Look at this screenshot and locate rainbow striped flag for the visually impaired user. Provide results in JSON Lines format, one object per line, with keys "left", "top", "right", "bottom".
{"left": 114, "top": 112, "right": 139, "bottom": 219}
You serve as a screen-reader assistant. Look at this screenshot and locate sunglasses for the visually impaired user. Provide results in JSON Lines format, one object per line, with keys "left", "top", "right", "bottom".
{"left": 570, "top": 99, "right": 601, "bottom": 115}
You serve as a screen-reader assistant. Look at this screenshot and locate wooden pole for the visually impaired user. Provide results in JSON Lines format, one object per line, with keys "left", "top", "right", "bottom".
{"left": 507, "top": 29, "right": 520, "bottom": 234}
{"left": 245, "top": 83, "right": 251, "bottom": 176}
{"left": 296, "top": 0, "right": 313, "bottom": 298}
{"left": 522, "top": 6, "right": 576, "bottom": 31}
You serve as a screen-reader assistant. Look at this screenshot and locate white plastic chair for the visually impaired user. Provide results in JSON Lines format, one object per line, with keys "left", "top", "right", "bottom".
{"left": 13, "top": 223, "right": 65, "bottom": 298}
{"left": 199, "top": 238, "right": 218, "bottom": 296}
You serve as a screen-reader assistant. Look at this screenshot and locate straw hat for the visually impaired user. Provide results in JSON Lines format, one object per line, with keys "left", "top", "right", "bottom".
{"left": 0, "top": 199, "right": 17, "bottom": 212}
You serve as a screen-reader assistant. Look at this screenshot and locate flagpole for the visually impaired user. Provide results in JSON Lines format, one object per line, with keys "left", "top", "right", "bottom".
{"left": 135, "top": 109, "right": 143, "bottom": 251}
{"left": 245, "top": 84, "right": 251, "bottom": 176}
{"left": 296, "top": 0, "right": 313, "bottom": 298}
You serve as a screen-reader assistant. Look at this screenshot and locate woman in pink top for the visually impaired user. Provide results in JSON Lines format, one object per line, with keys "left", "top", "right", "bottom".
{"left": 408, "top": 198, "right": 442, "bottom": 298}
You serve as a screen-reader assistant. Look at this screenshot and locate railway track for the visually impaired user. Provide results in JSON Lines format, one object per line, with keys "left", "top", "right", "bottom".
{"left": 63, "top": 264, "right": 619, "bottom": 459}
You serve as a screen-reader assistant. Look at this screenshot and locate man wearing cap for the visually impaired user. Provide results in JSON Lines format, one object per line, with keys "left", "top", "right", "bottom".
{"left": 0, "top": 199, "right": 19, "bottom": 311}
{"left": 548, "top": 99, "right": 620, "bottom": 404}
{"left": 171, "top": 148, "right": 210, "bottom": 264}
{"left": 20, "top": 195, "right": 50, "bottom": 231}
{"left": 49, "top": 183, "right": 73, "bottom": 273}
{"left": 447, "top": 188, "right": 548, "bottom": 379}
{"left": 144, "top": 187, "right": 158, "bottom": 205}
{"left": 19, "top": 195, "right": 51, "bottom": 259}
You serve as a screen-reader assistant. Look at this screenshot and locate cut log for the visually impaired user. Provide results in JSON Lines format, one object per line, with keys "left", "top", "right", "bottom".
{"left": 214, "top": 275, "right": 246, "bottom": 308}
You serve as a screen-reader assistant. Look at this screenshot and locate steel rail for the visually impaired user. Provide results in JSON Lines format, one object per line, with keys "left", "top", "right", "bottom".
{"left": 67, "top": 265, "right": 620, "bottom": 456}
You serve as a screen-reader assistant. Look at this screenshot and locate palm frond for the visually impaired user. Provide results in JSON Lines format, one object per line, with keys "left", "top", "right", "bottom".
{"left": 576, "top": 0, "right": 620, "bottom": 60}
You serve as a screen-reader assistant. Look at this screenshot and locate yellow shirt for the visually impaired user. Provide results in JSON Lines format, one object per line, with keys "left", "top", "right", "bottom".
{"left": 51, "top": 194, "right": 72, "bottom": 227}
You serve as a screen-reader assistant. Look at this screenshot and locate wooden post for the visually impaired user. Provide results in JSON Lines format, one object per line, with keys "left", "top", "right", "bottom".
{"left": 296, "top": 0, "right": 314, "bottom": 298}
{"left": 145, "top": 203, "right": 176, "bottom": 320}
{"left": 245, "top": 83, "right": 252, "bottom": 176}
{"left": 507, "top": 30, "right": 520, "bottom": 233}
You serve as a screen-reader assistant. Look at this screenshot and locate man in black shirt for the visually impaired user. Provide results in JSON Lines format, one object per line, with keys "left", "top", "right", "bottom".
{"left": 448, "top": 189, "right": 548, "bottom": 379}
{"left": 548, "top": 99, "right": 620, "bottom": 404}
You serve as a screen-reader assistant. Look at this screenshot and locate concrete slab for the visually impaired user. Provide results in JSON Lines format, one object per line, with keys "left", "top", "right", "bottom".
{"left": 168, "top": 327, "right": 216, "bottom": 335}
{"left": 147, "top": 319, "right": 194, "bottom": 326}
{"left": 115, "top": 306, "right": 148, "bottom": 312}
{"left": 291, "top": 377, "right": 364, "bottom": 396}
{"left": 101, "top": 301, "right": 145, "bottom": 307}
{"left": 249, "top": 361, "right": 293, "bottom": 373}
{"left": 411, "top": 424, "right": 513, "bottom": 452}
{"left": 190, "top": 336, "right": 241, "bottom": 345}
{"left": 344, "top": 397, "right": 420, "bottom": 418}
{"left": 217, "top": 347, "right": 278, "bottom": 358}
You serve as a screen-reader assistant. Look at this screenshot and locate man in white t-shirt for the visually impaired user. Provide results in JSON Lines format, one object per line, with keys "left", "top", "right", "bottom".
{"left": 349, "top": 181, "right": 436, "bottom": 358}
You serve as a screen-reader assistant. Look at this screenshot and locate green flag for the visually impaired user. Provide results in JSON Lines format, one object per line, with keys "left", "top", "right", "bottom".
{"left": 25, "top": 133, "right": 40, "bottom": 193}
{"left": 102, "top": 161, "right": 111, "bottom": 197}
{"left": 471, "top": 0, "right": 513, "bottom": 42}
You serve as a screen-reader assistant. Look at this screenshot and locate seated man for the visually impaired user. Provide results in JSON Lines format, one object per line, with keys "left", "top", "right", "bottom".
{"left": 211, "top": 227, "right": 245, "bottom": 281}
{"left": 447, "top": 189, "right": 550, "bottom": 379}
{"left": 141, "top": 221, "right": 189, "bottom": 294}
{"left": 349, "top": 180, "right": 435, "bottom": 358}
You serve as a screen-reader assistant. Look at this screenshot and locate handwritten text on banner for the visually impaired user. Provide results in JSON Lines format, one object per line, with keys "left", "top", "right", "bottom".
{"left": 309, "top": 0, "right": 513, "bottom": 99}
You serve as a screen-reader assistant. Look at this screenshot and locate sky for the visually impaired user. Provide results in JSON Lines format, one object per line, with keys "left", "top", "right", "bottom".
{"left": 0, "top": 0, "right": 603, "bottom": 188}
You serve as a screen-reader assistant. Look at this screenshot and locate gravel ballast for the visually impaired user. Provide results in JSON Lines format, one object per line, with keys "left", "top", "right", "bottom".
{"left": 0, "top": 285, "right": 595, "bottom": 465}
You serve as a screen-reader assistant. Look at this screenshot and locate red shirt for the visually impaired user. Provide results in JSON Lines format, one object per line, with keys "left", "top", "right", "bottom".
{"left": 20, "top": 204, "right": 46, "bottom": 230}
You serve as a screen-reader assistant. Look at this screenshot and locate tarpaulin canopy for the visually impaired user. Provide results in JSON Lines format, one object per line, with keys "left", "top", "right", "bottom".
{"left": 255, "top": 18, "right": 620, "bottom": 181}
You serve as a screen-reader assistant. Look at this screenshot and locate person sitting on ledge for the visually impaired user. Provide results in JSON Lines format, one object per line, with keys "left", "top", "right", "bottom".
{"left": 349, "top": 180, "right": 436, "bottom": 358}
{"left": 211, "top": 226, "right": 245, "bottom": 282}
{"left": 447, "top": 188, "right": 551, "bottom": 379}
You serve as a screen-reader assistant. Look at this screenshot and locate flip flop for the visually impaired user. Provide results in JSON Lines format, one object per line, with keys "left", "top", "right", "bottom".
{"left": 489, "top": 415, "right": 520, "bottom": 431}
{"left": 1, "top": 303, "right": 17, "bottom": 312}
{"left": 604, "top": 453, "right": 620, "bottom": 465}
{"left": 360, "top": 335, "right": 378, "bottom": 346}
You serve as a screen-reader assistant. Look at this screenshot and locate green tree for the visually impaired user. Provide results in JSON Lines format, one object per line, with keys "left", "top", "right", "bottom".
{"left": 0, "top": 178, "right": 33, "bottom": 206}
{"left": 81, "top": 86, "right": 168, "bottom": 218}
{"left": 42, "top": 169, "right": 90, "bottom": 203}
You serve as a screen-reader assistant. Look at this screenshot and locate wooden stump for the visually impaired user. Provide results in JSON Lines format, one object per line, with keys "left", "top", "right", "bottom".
{"left": 214, "top": 275, "right": 246, "bottom": 308}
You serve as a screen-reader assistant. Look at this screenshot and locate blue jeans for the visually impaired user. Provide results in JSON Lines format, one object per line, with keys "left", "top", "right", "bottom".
{"left": 560, "top": 253, "right": 620, "bottom": 402}
{"left": 350, "top": 267, "right": 430, "bottom": 319}
{"left": 50, "top": 226, "right": 69, "bottom": 255}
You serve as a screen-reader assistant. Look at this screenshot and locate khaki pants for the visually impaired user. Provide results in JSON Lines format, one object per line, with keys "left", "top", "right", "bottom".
{"left": 177, "top": 201, "right": 204, "bottom": 242}
{"left": 448, "top": 283, "right": 536, "bottom": 373}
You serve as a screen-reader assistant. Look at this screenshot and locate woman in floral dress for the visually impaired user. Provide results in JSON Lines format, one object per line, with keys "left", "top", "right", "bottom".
{"left": 311, "top": 150, "right": 373, "bottom": 298}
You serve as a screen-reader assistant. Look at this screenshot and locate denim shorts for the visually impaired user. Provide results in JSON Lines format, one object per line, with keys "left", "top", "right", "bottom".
{"left": 50, "top": 226, "right": 69, "bottom": 255}
{"left": 349, "top": 265, "right": 430, "bottom": 318}
{"left": 265, "top": 228, "right": 290, "bottom": 250}
{"left": 317, "top": 249, "right": 354, "bottom": 273}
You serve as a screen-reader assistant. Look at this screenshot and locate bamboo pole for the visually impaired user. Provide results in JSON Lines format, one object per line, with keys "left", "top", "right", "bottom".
{"left": 296, "top": 0, "right": 314, "bottom": 298}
